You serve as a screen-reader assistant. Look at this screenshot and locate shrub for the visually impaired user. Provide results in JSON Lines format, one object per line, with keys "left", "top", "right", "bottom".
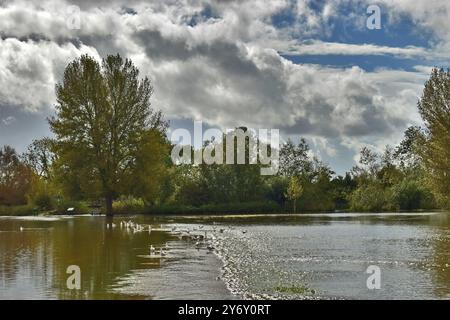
{"left": 31, "top": 191, "right": 54, "bottom": 211}
{"left": 113, "top": 197, "right": 146, "bottom": 214}
{"left": 349, "top": 183, "right": 393, "bottom": 212}
{"left": 391, "top": 179, "right": 436, "bottom": 210}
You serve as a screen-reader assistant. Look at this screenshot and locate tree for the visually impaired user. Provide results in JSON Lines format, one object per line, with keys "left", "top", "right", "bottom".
{"left": 49, "top": 54, "right": 168, "bottom": 216}
{"left": 279, "top": 139, "right": 312, "bottom": 177}
{"left": 0, "top": 146, "right": 35, "bottom": 205}
{"left": 22, "top": 138, "right": 55, "bottom": 181}
{"left": 394, "top": 126, "right": 424, "bottom": 169}
{"left": 417, "top": 68, "right": 450, "bottom": 207}
{"left": 285, "top": 176, "right": 303, "bottom": 213}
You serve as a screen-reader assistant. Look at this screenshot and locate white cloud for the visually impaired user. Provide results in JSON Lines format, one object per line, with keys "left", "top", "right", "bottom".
{"left": 0, "top": 37, "right": 100, "bottom": 112}
{"left": 281, "top": 40, "right": 429, "bottom": 58}
{"left": 1, "top": 116, "right": 16, "bottom": 126}
{"left": 0, "top": 0, "right": 447, "bottom": 172}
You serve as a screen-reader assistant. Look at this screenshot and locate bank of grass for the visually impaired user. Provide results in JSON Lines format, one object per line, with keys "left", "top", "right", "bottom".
{"left": 147, "top": 200, "right": 282, "bottom": 215}
{"left": 0, "top": 205, "right": 39, "bottom": 216}
{"left": 54, "top": 200, "right": 90, "bottom": 215}
{"left": 0, "top": 200, "right": 91, "bottom": 217}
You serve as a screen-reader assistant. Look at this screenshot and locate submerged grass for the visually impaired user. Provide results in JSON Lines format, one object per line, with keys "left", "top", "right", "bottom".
{"left": 275, "top": 285, "right": 316, "bottom": 295}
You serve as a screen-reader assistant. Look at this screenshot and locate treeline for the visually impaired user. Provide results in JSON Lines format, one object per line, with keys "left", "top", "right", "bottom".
{"left": 0, "top": 55, "right": 448, "bottom": 215}
{"left": 0, "top": 124, "right": 444, "bottom": 214}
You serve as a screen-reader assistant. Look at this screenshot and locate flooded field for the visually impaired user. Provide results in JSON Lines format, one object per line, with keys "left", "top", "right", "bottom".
{"left": 1, "top": 212, "right": 449, "bottom": 299}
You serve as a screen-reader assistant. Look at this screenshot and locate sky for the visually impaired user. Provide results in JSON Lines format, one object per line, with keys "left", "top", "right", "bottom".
{"left": 0, "top": 0, "right": 449, "bottom": 174}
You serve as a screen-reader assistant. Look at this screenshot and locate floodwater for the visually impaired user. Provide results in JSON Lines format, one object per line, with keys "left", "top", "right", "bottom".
{"left": 0, "top": 212, "right": 449, "bottom": 299}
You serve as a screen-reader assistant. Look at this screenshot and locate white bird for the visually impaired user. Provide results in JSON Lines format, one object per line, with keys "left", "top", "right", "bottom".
{"left": 160, "top": 248, "right": 166, "bottom": 257}
{"left": 150, "top": 245, "right": 156, "bottom": 255}
{"left": 19, "top": 226, "right": 23, "bottom": 232}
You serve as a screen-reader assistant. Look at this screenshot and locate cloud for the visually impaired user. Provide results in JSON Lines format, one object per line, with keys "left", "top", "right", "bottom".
{"left": 0, "top": 37, "right": 100, "bottom": 112}
{"left": 281, "top": 40, "right": 429, "bottom": 58}
{"left": 1, "top": 116, "right": 16, "bottom": 126}
{"left": 0, "top": 0, "right": 447, "bottom": 173}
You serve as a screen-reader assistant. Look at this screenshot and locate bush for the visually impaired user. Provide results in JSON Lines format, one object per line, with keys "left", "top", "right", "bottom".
{"left": 349, "top": 183, "right": 394, "bottom": 212}
{"left": 31, "top": 191, "right": 54, "bottom": 211}
{"left": 391, "top": 179, "right": 436, "bottom": 210}
{"left": 113, "top": 197, "right": 146, "bottom": 214}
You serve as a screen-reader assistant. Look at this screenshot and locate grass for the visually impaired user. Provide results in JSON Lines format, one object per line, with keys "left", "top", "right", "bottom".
{"left": 0, "top": 205, "right": 39, "bottom": 216}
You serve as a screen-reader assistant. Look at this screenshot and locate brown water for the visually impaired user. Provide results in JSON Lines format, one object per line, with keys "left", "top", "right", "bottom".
{"left": 0, "top": 212, "right": 449, "bottom": 300}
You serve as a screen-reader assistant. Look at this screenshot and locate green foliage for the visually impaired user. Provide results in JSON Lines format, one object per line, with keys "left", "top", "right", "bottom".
{"left": 391, "top": 177, "right": 436, "bottom": 210}
{"left": 31, "top": 191, "right": 54, "bottom": 211}
{"left": 0, "top": 205, "right": 37, "bottom": 216}
{"left": 22, "top": 138, "right": 55, "bottom": 181}
{"left": 49, "top": 54, "right": 168, "bottom": 215}
{"left": 0, "top": 146, "right": 35, "bottom": 206}
{"left": 349, "top": 137, "right": 437, "bottom": 212}
{"left": 285, "top": 176, "right": 303, "bottom": 213}
{"left": 2, "top": 60, "right": 448, "bottom": 216}
{"left": 349, "top": 182, "right": 393, "bottom": 212}
{"left": 113, "top": 197, "right": 146, "bottom": 215}
{"left": 265, "top": 176, "right": 289, "bottom": 205}
{"left": 173, "top": 129, "right": 268, "bottom": 206}
{"left": 331, "top": 173, "right": 357, "bottom": 209}
{"left": 275, "top": 285, "right": 315, "bottom": 295}
{"left": 417, "top": 68, "right": 450, "bottom": 208}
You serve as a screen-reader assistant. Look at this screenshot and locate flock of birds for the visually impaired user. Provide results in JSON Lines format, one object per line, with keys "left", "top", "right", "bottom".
{"left": 18, "top": 220, "right": 248, "bottom": 260}
{"left": 104, "top": 220, "right": 248, "bottom": 259}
